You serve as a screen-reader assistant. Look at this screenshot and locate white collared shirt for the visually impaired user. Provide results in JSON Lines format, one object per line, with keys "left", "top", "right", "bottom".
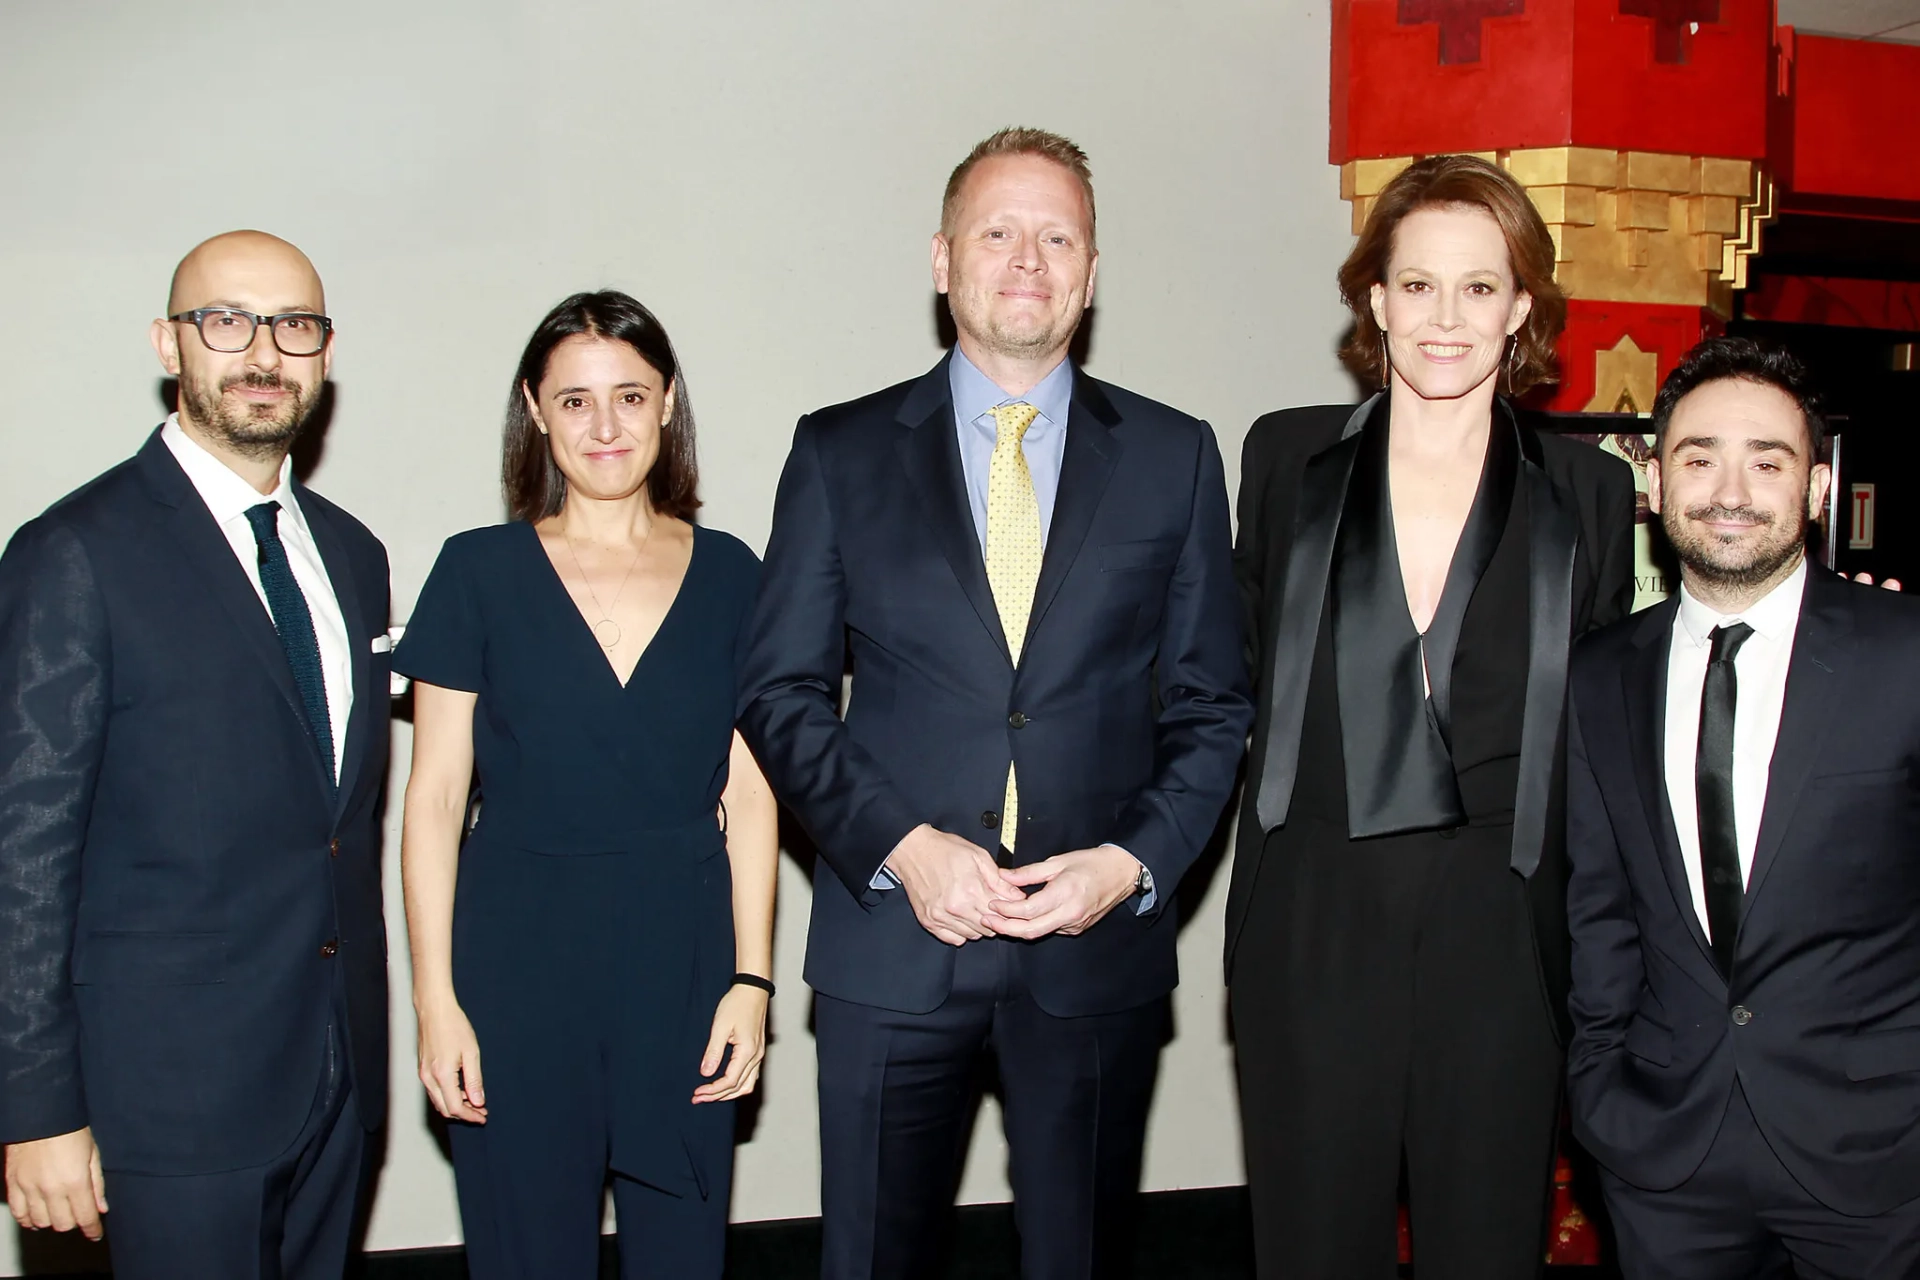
{"left": 1663, "top": 559, "right": 1807, "bottom": 941}
{"left": 162, "top": 415, "right": 352, "bottom": 781}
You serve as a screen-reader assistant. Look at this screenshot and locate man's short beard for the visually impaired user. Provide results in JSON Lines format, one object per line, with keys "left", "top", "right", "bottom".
{"left": 180, "top": 370, "right": 317, "bottom": 461}
{"left": 1665, "top": 499, "right": 1809, "bottom": 592}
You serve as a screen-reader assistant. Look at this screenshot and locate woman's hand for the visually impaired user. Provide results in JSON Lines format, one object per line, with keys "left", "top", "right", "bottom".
{"left": 416, "top": 994, "right": 488, "bottom": 1124}
{"left": 692, "top": 984, "right": 769, "bottom": 1104}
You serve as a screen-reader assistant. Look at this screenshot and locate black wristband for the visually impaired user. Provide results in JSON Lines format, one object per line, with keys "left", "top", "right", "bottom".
{"left": 731, "top": 972, "right": 775, "bottom": 997}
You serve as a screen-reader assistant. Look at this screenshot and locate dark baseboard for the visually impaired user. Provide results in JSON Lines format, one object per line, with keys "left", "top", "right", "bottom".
{"left": 21, "top": 1185, "right": 1618, "bottom": 1278}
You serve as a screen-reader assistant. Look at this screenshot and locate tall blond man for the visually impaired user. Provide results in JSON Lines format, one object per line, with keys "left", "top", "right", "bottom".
{"left": 739, "top": 129, "right": 1252, "bottom": 1279}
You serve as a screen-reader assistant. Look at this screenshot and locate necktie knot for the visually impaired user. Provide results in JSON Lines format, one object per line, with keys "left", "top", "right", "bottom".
{"left": 245, "top": 501, "right": 282, "bottom": 552}
{"left": 1709, "top": 621, "right": 1754, "bottom": 665}
{"left": 991, "top": 402, "right": 1040, "bottom": 446}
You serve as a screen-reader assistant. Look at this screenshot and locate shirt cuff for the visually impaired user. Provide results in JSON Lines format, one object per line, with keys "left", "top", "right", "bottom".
{"left": 871, "top": 865, "right": 901, "bottom": 891}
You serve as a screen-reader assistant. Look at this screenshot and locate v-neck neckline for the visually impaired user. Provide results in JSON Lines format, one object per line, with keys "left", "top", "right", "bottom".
{"left": 524, "top": 519, "right": 700, "bottom": 691}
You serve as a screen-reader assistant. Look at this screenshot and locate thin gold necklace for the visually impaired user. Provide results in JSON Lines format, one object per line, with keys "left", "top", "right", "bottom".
{"left": 562, "top": 516, "right": 655, "bottom": 650}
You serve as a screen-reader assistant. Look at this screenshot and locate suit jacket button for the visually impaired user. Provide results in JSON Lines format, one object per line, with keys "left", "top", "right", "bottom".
{"left": 1008, "top": 712, "right": 1027, "bottom": 729}
{"left": 320, "top": 940, "right": 338, "bottom": 958}
{"left": 981, "top": 811, "right": 1000, "bottom": 830}
{"left": 1731, "top": 1005, "right": 1752, "bottom": 1026}
{"left": 328, "top": 838, "right": 340, "bottom": 858}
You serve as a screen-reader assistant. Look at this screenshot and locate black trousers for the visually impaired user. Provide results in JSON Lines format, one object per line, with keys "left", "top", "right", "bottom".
{"left": 1231, "top": 822, "right": 1563, "bottom": 1280}
{"left": 102, "top": 1021, "right": 368, "bottom": 1280}
{"left": 814, "top": 935, "right": 1167, "bottom": 1280}
{"left": 1602, "top": 1081, "right": 1920, "bottom": 1280}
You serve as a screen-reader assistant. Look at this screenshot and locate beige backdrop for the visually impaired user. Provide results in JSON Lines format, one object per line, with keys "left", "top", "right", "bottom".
{"left": 0, "top": 0, "right": 1356, "bottom": 1268}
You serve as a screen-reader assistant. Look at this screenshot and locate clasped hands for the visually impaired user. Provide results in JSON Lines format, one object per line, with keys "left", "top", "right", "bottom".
{"left": 883, "top": 824, "right": 1143, "bottom": 947}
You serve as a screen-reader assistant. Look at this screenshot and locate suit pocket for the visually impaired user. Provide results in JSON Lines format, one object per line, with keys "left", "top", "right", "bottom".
{"left": 1624, "top": 1013, "right": 1673, "bottom": 1067}
{"left": 1810, "top": 765, "right": 1910, "bottom": 789}
{"left": 72, "top": 932, "right": 228, "bottom": 986}
{"left": 1098, "top": 541, "right": 1177, "bottom": 573}
{"left": 1845, "top": 1024, "right": 1920, "bottom": 1081}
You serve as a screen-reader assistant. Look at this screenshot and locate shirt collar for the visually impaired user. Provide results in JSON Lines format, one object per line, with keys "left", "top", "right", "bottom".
{"left": 948, "top": 346, "right": 1073, "bottom": 436}
{"left": 1676, "top": 557, "right": 1808, "bottom": 649}
{"left": 161, "top": 413, "right": 305, "bottom": 534}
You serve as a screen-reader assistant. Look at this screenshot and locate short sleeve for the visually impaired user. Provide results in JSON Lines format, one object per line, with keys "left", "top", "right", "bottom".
{"left": 393, "top": 535, "right": 485, "bottom": 693}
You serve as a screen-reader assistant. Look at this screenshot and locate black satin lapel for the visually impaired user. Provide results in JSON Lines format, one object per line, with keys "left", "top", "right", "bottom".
{"left": 1422, "top": 418, "right": 1519, "bottom": 742}
{"left": 1744, "top": 575, "right": 1851, "bottom": 911}
{"left": 304, "top": 494, "right": 365, "bottom": 811}
{"left": 1622, "top": 609, "right": 1718, "bottom": 970}
{"left": 1025, "top": 417, "right": 1117, "bottom": 649}
{"left": 895, "top": 395, "right": 1008, "bottom": 660}
{"left": 1508, "top": 451, "right": 1576, "bottom": 876}
{"left": 1254, "top": 432, "right": 1363, "bottom": 832}
{"left": 1333, "top": 414, "right": 1465, "bottom": 837}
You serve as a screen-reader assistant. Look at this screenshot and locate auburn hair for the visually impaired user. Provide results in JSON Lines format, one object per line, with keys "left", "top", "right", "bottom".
{"left": 1337, "top": 154, "right": 1566, "bottom": 396}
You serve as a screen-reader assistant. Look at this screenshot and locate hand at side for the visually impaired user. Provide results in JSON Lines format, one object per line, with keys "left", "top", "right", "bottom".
{"left": 5, "top": 1128, "right": 107, "bottom": 1240}
{"left": 885, "top": 824, "right": 1026, "bottom": 946}
{"left": 988, "top": 846, "right": 1143, "bottom": 940}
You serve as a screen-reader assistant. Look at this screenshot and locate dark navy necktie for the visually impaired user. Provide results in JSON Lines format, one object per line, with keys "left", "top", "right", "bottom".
{"left": 245, "top": 502, "right": 335, "bottom": 789}
{"left": 1695, "top": 621, "right": 1753, "bottom": 979}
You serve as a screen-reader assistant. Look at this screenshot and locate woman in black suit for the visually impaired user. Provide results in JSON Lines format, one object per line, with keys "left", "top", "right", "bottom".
{"left": 1225, "top": 155, "right": 1635, "bottom": 1279}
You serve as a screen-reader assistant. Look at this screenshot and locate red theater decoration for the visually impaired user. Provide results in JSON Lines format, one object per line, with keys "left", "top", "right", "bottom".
{"left": 1618, "top": 0, "right": 1722, "bottom": 64}
{"left": 1396, "top": 0, "right": 1528, "bottom": 63}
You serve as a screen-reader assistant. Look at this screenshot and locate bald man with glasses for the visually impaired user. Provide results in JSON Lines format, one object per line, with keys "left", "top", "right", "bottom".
{"left": 0, "top": 231, "right": 392, "bottom": 1279}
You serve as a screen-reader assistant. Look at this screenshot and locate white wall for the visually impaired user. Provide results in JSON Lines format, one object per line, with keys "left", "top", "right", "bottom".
{"left": 0, "top": 0, "right": 1354, "bottom": 1268}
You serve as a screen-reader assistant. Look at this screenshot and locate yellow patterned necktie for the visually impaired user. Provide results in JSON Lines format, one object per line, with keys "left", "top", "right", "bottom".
{"left": 986, "top": 401, "right": 1043, "bottom": 852}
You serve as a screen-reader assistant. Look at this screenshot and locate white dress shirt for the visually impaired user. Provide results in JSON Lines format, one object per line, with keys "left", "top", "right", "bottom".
{"left": 162, "top": 415, "right": 353, "bottom": 781}
{"left": 1663, "top": 559, "right": 1806, "bottom": 942}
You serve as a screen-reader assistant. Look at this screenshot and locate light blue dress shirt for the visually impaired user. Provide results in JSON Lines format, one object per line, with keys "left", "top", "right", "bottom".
{"left": 949, "top": 346, "right": 1073, "bottom": 553}
{"left": 872, "top": 350, "right": 1152, "bottom": 911}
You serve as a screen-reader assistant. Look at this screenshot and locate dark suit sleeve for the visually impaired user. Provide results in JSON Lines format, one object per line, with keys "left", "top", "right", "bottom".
{"left": 1233, "top": 419, "right": 1278, "bottom": 675}
{"left": 1563, "top": 681, "right": 1641, "bottom": 1127}
{"left": 1109, "top": 424, "right": 1255, "bottom": 907}
{"left": 1589, "top": 459, "right": 1637, "bottom": 631}
{"left": 737, "top": 417, "right": 922, "bottom": 902}
{"left": 0, "top": 519, "right": 108, "bottom": 1144}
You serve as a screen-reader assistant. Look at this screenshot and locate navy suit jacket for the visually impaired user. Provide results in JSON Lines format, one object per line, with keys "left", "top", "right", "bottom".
{"left": 1566, "top": 569, "right": 1920, "bottom": 1216}
{"left": 0, "top": 429, "right": 390, "bottom": 1174}
{"left": 739, "top": 356, "right": 1252, "bottom": 1018}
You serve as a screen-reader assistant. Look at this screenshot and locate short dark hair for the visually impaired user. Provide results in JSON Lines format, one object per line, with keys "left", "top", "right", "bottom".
{"left": 1650, "top": 336, "right": 1826, "bottom": 456}
{"left": 1338, "top": 154, "right": 1567, "bottom": 396}
{"left": 502, "top": 291, "right": 700, "bottom": 524}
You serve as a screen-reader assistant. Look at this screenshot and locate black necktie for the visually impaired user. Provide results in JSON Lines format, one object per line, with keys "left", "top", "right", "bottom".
{"left": 245, "top": 502, "right": 336, "bottom": 790}
{"left": 1696, "top": 621, "right": 1753, "bottom": 979}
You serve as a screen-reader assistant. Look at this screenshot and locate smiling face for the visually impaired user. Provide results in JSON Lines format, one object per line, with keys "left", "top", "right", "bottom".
{"left": 522, "top": 334, "right": 675, "bottom": 508}
{"left": 151, "top": 231, "right": 331, "bottom": 461}
{"left": 1649, "top": 376, "right": 1831, "bottom": 596}
{"left": 932, "top": 153, "right": 1097, "bottom": 370}
{"left": 1369, "top": 203, "right": 1532, "bottom": 404}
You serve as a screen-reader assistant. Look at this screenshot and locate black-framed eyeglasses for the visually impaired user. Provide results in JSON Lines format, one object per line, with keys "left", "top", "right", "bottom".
{"left": 169, "top": 308, "right": 333, "bottom": 357}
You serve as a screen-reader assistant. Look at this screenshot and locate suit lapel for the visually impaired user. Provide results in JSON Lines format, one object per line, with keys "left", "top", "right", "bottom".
{"left": 302, "top": 487, "right": 366, "bottom": 818}
{"left": 1509, "top": 428, "right": 1578, "bottom": 876}
{"left": 139, "top": 434, "right": 330, "bottom": 795}
{"left": 895, "top": 359, "right": 1010, "bottom": 660}
{"left": 1023, "top": 373, "right": 1120, "bottom": 648}
{"left": 1621, "top": 600, "right": 1719, "bottom": 972}
{"left": 1252, "top": 400, "right": 1374, "bottom": 832}
{"left": 1743, "top": 570, "right": 1852, "bottom": 911}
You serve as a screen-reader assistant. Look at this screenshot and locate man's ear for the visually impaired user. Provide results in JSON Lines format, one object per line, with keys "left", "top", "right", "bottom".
{"left": 931, "top": 233, "right": 952, "bottom": 296}
{"left": 150, "top": 318, "right": 182, "bottom": 376}
{"left": 1645, "top": 457, "right": 1664, "bottom": 516}
{"left": 1808, "top": 460, "right": 1833, "bottom": 521}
